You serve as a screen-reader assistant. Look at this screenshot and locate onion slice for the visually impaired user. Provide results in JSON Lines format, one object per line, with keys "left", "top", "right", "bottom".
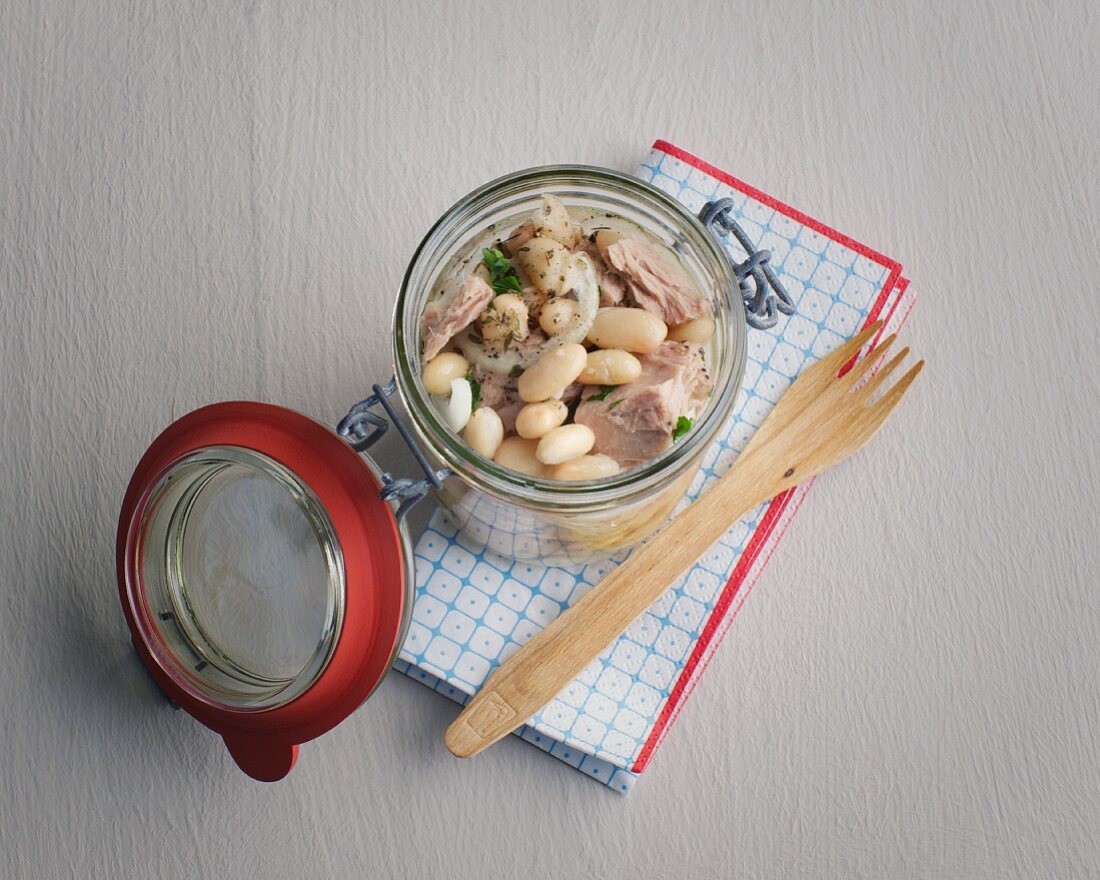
{"left": 578, "top": 213, "right": 648, "bottom": 241}
{"left": 441, "top": 377, "right": 472, "bottom": 432}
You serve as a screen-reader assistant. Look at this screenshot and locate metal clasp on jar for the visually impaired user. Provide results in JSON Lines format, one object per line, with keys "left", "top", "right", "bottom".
{"left": 698, "top": 198, "right": 795, "bottom": 331}
{"left": 337, "top": 378, "right": 452, "bottom": 522}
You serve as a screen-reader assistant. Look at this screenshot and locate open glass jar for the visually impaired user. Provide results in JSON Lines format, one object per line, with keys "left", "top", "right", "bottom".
{"left": 394, "top": 166, "right": 746, "bottom": 564}
{"left": 117, "top": 165, "right": 747, "bottom": 781}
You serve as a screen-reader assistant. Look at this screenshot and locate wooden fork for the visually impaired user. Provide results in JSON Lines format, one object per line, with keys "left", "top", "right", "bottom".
{"left": 445, "top": 321, "right": 923, "bottom": 758}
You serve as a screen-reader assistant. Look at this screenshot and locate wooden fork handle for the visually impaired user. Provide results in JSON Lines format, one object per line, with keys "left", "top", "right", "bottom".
{"left": 445, "top": 453, "right": 782, "bottom": 758}
{"left": 445, "top": 320, "right": 921, "bottom": 758}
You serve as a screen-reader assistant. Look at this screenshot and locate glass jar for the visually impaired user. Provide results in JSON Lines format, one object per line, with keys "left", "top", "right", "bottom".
{"left": 394, "top": 166, "right": 746, "bottom": 565}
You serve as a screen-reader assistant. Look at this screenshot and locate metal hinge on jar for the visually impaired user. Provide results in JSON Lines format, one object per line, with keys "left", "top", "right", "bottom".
{"left": 698, "top": 198, "right": 795, "bottom": 331}
{"left": 337, "top": 378, "right": 453, "bottom": 522}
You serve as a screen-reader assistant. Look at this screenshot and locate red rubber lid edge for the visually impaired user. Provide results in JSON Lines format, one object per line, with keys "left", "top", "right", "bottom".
{"left": 117, "top": 402, "right": 407, "bottom": 780}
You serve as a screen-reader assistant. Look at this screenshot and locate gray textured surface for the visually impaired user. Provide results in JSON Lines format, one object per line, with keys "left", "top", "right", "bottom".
{"left": 3, "top": 1, "right": 1099, "bottom": 877}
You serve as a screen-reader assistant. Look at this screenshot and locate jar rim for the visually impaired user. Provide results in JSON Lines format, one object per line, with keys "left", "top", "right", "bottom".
{"left": 393, "top": 164, "right": 747, "bottom": 510}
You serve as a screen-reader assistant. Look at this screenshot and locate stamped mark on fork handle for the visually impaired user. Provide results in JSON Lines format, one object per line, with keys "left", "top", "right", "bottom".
{"left": 462, "top": 691, "right": 518, "bottom": 738}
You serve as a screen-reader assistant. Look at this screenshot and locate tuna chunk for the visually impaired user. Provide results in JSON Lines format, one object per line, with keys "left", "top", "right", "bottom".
{"left": 593, "top": 254, "right": 629, "bottom": 307}
{"left": 421, "top": 275, "right": 494, "bottom": 361}
{"left": 574, "top": 341, "right": 711, "bottom": 467}
{"left": 472, "top": 367, "right": 523, "bottom": 433}
{"left": 574, "top": 239, "right": 629, "bottom": 307}
{"left": 497, "top": 398, "right": 526, "bottom": 435}
{"left": 605, "top": 239, "right": 710, "bottom": 324}
{"left": 473, "top": 367, "right": 515, "bottom": 410}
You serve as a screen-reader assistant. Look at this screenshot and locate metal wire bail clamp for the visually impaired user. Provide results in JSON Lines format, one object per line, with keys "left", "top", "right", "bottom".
{"left": 698, "top": 198, "right": 795, "bottom": 331}
{"left": 337, "top": 378, "right": 452, "bottom": 522}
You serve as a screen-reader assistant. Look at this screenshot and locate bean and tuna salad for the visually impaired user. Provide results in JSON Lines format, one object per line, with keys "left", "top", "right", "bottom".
{"left": 419, "top": 194, "right": 715, "bottom": 481}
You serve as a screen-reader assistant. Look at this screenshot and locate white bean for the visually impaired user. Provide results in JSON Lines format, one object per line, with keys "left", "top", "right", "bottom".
{"left": 538, "top": 298, "right": 579, "bottom": 336}
{"left": 463, "top": 407, "right": 504, "bottom": 459}
{"left": 587, "top": 307, "right": 667, "bottom": 354}
{"left": 517, "top": 286, "right": 545, "bottom": 323}
{"left": 480, "top": 293, "right": 529, "bottom": 345}
{"left": 501, "top": 221, "right": 534, "bottom": 256}
{"left": 517, "top": 343, "right": 587, "bottom": 402}
{"left": 536, "top": 424, "right": 595, "bottom": 465}
{"left": 578, "top": 349, "right": 642, "bottom": 385}
{"left": 514, "top": 236, "right": 569, "bottom": 295}
{"left": 668, "top": 316, "right": 716, "bottom": 344}
{"left": 550, "top": 454, "right": 621, "bottom": 482}
{"left": 494, "top": 436, "right": 548, "bottom": 478}
{"left": 422, "top": 352, "right": 470, "bottom": 396}
{"left": 443, "top": 377, "right": 473, "bottom": 432}
{"left": 532, "top": 194, "right": 577, "bottom": 248}
{"left": 579, "top": 214, "right": 648, "bottom": 244}
{"left": 514, "top": 399, "right": 568, "bottom": 439}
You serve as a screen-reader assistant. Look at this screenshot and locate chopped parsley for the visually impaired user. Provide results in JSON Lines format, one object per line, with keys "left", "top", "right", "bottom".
{"left": 607, "top": 398, "right": 625, "bottom": 412}
{"left": 467, "top": 374, "right": 481, "bottom": 411}
{"left": 672, "top": 415, "right": 694, "bottom": 440}
{"left": 481, "top": 246, "right": 510, "bottom": 277}
{"left": 586, "top": 385, "right": 617, "bottom": 402}
{"left": 482, "top": 247, "right": 523, "bottom": 295}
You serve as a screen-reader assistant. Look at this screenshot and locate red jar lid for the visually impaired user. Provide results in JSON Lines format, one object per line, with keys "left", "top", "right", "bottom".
{"left": 117, "top": 402, "right": 408, "bottom": 781}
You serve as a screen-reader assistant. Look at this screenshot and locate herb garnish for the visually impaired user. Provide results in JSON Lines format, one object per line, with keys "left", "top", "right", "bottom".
{"left": 607, "top": 398, "right": 625, "bottom": 412}
{"left": 466, "top": 373, "right": 481, "bottom": 411}
{"left": 672, "top": 415, "right": 693, "bottom": 440}
{"left": 482, "top": 247, "right": 510, "bottom": 276}
{"left": 481, "top": 247, "right": 523, "bottom": 295}
{"left": 587, "top": 385, "right": 617, "bottom": 402}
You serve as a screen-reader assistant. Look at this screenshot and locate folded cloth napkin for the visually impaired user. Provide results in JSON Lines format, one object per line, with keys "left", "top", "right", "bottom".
{"left": 394, "top": 140, "right": 914, "bottom": 793}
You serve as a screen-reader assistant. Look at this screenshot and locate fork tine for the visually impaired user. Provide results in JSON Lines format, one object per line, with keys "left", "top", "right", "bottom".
{"left": 867, "top": 360, "right": 924, "bottom": 422}
{"left": 803, "top": 321, "right": 883, "bottom": 386}
{"left": 843, "top": 333, "right": 897, "bottom": 387}
{"left": 856, "top": 345, "right": 910, "bottom": 399}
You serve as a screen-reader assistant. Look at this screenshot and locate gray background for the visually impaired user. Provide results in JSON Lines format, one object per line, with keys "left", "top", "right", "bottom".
{"left": 3, "top": 1, "right": 1098, "bottom": 877}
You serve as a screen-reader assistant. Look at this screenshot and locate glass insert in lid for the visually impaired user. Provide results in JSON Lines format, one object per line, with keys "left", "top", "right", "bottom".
{"left": 134, "top": 446, "right": 345, "bottom": 711}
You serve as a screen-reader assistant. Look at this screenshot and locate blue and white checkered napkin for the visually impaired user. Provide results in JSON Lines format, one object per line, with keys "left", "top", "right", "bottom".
{"left": 394, "top": 141, "right": 913, "bottom": 793}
